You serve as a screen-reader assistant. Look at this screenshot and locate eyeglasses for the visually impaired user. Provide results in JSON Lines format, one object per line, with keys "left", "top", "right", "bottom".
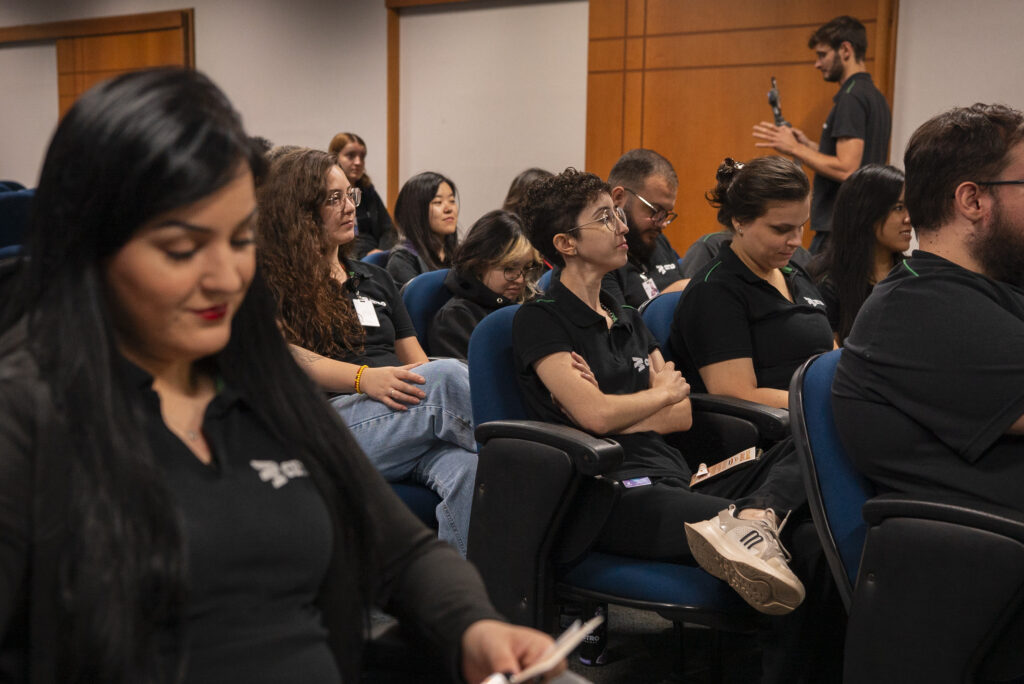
{"left": 571, "top": 206, "right": 628, "bottom": 233}
{"left": 325, "top": 187, "right": 362, "bottom": 209}
{"left": 625, "top": 188, "right": 677, "bottom": 226}
{"left": 503, "top": 263, "right": 543, "bottom": 282}
{"left": 977, "top": 180, "right": 1024, "bottom": 187}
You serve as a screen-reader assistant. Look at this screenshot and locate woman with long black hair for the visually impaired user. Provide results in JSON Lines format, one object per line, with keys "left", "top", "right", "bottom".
{"left": 0, "top": 68, "right": 557, "bottom": 684}
{"left": 807, "top": 164, "right": 912, "bottom": 344}
{"left": 386, "top": 171, "right": 459, "bottom": 287}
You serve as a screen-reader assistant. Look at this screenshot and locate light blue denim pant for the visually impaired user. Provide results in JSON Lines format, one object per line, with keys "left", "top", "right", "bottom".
{"left": 330, "top": 358, "right": 477, "bottom": 556}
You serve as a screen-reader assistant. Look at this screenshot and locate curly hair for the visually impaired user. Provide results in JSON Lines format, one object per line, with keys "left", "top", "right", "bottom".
{"left": 257, "top": 148, "right": 365, "bottom": 357}
{"left": 518, "top": 168, "right": 610, "bottom": 267}
{"left": 502, "top": 167, "right": 553, "bottom": 217}
{"left": 706, "top": 156, "right": 809, "bottom": 230}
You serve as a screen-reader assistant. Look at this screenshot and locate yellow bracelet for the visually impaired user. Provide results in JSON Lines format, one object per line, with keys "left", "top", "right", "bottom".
{"left": 354, "top": 365, "right": 369, "bottom": 394}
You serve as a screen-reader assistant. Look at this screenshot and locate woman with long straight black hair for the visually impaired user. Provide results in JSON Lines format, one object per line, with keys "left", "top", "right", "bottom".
{"left": 0, "top": 67, "right": 557, "bottom": 684}
{"left": 808, "top": 164, "right": 912, "bottom": 344}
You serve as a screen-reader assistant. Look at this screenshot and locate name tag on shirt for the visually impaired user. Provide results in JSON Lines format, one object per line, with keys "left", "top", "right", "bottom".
{"left": 641, "top": 274, "right": 660, "bottom": 300}
{"left": 353, "top": 296, "right": 380, "bottom": 327}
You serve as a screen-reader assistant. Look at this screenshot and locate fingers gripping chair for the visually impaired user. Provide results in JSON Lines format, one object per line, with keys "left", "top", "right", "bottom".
{"left": 466, "top": 305, "right": 772, "bottom": 680}
{"left": 790, "top": 350, "right": 1024, "bottom": 684}
{"left": 400, "top": 268, "right": 452, "bottom": 356}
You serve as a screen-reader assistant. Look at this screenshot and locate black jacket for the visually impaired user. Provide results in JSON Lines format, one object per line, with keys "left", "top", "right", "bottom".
{"left": 428, "top": 269, "right": 516, "bottom": 360}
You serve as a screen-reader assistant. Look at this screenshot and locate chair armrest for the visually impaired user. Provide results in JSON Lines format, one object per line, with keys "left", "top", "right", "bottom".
{"left": 863, "top": 493, "right": 1024, "bottom": 542}
{"left": 689, "top": 393, "right": 790, "bottom": 442}
{"left": 475, "top": 420, "right": 623, "bottom": 477}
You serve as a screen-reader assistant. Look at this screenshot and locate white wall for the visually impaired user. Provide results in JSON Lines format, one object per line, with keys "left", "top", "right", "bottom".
{"left": 0, "top": 43, "right": 57, "bottom": 185}
{"left": 889, "top": 0, "right": 1024, "bottom": 168}
{"left": 399, "top": 0, "right": 588, "bottom": 231}
{"left": 0, "top": 0, "right": 390, "bottom": 189}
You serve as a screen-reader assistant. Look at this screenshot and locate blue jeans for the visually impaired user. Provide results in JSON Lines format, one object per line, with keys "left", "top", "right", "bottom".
{"left": 330, "top": 358, "right": 477, "bottom": 556}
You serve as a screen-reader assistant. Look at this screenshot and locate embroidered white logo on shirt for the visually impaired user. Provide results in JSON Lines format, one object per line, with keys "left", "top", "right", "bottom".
{"left": 250, "top": 459, "right": 310, "bottom": 489}
{"left": 656, "top": 263, "right": 677, "bottom": 275}
{"left": 803, "top": 296, "right": 825, "bottom": 308}
{"left": 633, "top": 356, "right": 650, "bottom": 372}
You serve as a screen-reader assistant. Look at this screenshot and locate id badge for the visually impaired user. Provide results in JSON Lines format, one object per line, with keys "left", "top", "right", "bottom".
{"left": 621, "top": 476, "right": 652, "bottom": 488}
{"left": 352, "top": 296, "right": 380, "bottom": 327}
{"left": 641, "top": 274, "right": 660, "bottom": 300}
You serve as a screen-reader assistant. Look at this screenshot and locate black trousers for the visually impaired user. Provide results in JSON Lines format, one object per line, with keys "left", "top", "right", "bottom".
{"left": 595, "top": 437, "right": 805, "bottom": 561}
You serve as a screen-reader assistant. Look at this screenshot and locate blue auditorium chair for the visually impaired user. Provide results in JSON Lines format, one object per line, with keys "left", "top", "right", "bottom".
{"left": 361, "top": 249, "right": 389, "bottom": 268}
{"left": 466, "top": 305, "right": 784, "bottom": 680}
{"left": 536, "top": 268, "right": 553, "bottom": 294}
{"left": 400, "top": 268, "right": 452, "bottom": 355}
{"left": 0, "top": 188, "right": 33, "bottom": 249}
{"left": 790, "top": 351, "right": 1024, "bottom": 684}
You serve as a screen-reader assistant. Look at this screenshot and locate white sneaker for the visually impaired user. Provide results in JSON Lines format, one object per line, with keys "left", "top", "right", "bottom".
{"left": 684, "top": 505, "right": 805, "bottom": 615}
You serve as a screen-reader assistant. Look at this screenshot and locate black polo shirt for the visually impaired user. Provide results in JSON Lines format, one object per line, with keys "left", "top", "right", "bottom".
{"left": 602, "top": 233, "right": 683, "bottom": 307}
{"left": 334, "top": 257, "right": 416, "bottom": 367}
{"left": 832, "top": 251, "right": 1024, "bottom": 511}
{"left": 811, "top": 72, "right": 891, "bottom": 233}
{"left": 352, "top": 184, "right": 397, "bottom": 259}
{"left": 669, "top": 241, "right": 833, "bottom": 392}
{"left": 125, "top": 361, "right": 340, "bottom": 684}
{"left": 678, "top": 230, "right": 811, "bottom": 279}
{"left": 513, "top": 274, "right": 691, "bottom": 481}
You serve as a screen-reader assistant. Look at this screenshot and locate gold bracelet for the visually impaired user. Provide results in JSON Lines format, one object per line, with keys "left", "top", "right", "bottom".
{"left": 354, "top": 364, "right": 369, "bottom": 394}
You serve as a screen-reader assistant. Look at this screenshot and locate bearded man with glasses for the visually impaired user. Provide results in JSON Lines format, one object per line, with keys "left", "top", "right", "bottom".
{"left": 603, "top": 149, "right": 688, "bottom": 308}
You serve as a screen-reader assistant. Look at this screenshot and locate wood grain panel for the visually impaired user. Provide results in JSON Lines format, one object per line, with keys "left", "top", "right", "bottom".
{"left": 57, "top": 30, "right": 185, "bottom": 74}
{"left": 590, "top": 0, "right": 626, "bottom": 39}
{"left": 589, "top": 38, "right": 625, "bottom": 72}
{"left": 645, "top": 63, "right": 844, "bottom": 250}
{"left": 646, "top": 23, "right": 876, "bottom": 70}
{"left": 622, "top": 71, "right": 644, "bottom": 153}
{"left": 644, "top": 0, "right": 879, "bottom": 35}
{"left": 626, "top": 0, "right": 645, "bottom": 36}
{"left": 586, "top": 72, "right": 626, "bottom": 178}
{"left": 625, "top": 37, "right": 644, "bottom": 70}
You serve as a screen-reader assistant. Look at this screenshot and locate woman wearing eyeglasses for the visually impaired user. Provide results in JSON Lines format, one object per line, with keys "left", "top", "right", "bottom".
{"left": 257, "top": 149, "right": 478, "bottom": 557}
{"left": 328, "top": 132, "right": 398, "bottom": 259}
{"left": 513, "top": 168, "right": 841, "bottom": 683}
{"left": 428, "top": 210, "right": 542, "bottom": 361}
{"left": 387, "top": 172, "right": 459, "bottom": 288}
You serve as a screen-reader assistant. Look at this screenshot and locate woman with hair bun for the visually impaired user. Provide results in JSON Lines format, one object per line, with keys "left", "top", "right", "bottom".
{"left": 387, "top": 172, "right": 459, "bottom": 287}
{"left": 807, "top": 163, "right": 911, "bottom": 345}
{"left": 328, "top": 132, "right": 397, "bottom": 258}
{"left": 428, "top": 209, "right": 542, "bottom": 361}
{"left": 669, "top": 156, "right": 834, "bottom": 409}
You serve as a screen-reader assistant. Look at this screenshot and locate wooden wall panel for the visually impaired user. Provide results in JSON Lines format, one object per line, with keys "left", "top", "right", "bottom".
{"left": 586, "top": 0, "right": 898, "bottom": 251}
{"left": 56, "top": 28, "right": 189, "bottom": 117}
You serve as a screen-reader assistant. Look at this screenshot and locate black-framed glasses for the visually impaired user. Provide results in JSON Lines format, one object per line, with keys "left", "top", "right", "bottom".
{"left": 571, "top": 206, "right": 627, "bottom": 233}
{"left": 977, "top": 180, "right": 1024, "bottom": 187}
{"left": 326, "top": 187, "right": 362, "bottom": 208}
{"left": 503, "top": 263, "right": 543, "bottom": 282}
{"left": 625, "top": 187, "right": 677, "bottom": 226}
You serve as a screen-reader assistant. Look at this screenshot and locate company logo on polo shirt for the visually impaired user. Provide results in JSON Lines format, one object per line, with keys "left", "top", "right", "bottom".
{"left": 803, "top": 296, "right": 825, "bottom": 308}
{"left": 633, "top": 357, "right": 650, "bottom": 372}
{"left": 250, "top": 459, "right": 309, "bottom": 488}
{"left": 655, "top": 263, "right": 677, "bottom": 275}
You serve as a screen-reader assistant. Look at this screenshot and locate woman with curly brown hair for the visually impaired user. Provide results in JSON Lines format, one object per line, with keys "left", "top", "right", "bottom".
{"left": 257, "top": 148, "right": 477, "bottom": 557}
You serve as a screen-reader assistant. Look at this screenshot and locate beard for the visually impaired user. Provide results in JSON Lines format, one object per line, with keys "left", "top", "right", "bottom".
{"left": 972, "top": 196, "right": 1024, "bottom": 288}
{"left": 823, "top": 57, "right": 844, "bottom": 83}
{"left": 625, "top": 220, "right": 657, "bottom": 263}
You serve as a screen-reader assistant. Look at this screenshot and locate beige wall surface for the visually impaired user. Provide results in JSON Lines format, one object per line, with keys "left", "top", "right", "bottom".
{"left": 0, "top": 0, "right": 390, "bottom": 189}
{"left": 398, "top": 0, "right": 588, "bottom": 231}
{"left": 889, "top": 0, "right": 1024, "bottom": 168}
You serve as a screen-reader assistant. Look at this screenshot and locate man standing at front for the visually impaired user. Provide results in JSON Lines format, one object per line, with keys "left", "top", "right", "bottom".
{"left": 832, "top": 103, "right": 1024, "bottom": 516}
{"left": 753, "top": 15, "right": 891, "bottom": 253}
{"left": 603, "top": 149, "right": 686, "bottom": 307}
